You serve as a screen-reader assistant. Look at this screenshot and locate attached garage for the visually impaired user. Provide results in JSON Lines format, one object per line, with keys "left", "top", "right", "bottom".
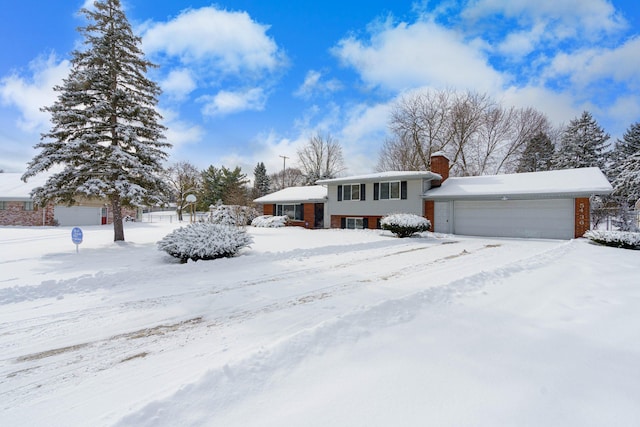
{"left": 54, "top": 206, "right": 102, "bottom": 226}
{"left": 425, "top": 167, "right": 613, "bottom": 240}
{"left": 449, "top": 199, "right": 574, "bottom": 239}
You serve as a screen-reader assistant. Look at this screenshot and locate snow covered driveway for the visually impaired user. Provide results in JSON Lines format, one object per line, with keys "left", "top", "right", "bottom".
{"left": 1, "top": 223, "right": 639, "bottom": 426}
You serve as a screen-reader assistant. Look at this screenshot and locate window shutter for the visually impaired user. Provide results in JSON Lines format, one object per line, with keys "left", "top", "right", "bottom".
{"left": 373, "top": 183, "right": 379, "bottom": 200}
{"left": 340, "top": 217, "right": 346, "bottom": 229}
{"left": 337, "top": 185, "right": 343, "bottom": 201}
{"left": 401, "top": 181, "right": 408, "bottom": 199}
{"left": 299, "top": 204, "right": 305, "bottom": 221}
{"left": 360, "top": 184, "right": 366, "bottom": 201}
{"left": 363, "top": 218, "right": 369, "bottom": 229}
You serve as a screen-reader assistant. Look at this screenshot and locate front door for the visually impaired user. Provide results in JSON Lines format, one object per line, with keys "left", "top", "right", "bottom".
{"left": 314, "top": 203, "right": 324, "bottom": 228}
{"left": 434, "top": 201, "right": 452, "bottom": 233}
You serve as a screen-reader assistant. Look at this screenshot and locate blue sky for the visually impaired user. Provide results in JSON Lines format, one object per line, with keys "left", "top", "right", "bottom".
{"left": 1, "top": 0, "right": 638, "bottom": 177}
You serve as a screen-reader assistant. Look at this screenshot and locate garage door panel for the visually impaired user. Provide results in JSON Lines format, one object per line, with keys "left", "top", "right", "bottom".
{"left": 55, "top": 206, "right": 101, "bottom": 226}
{"left": 453, "top": 199, "right": 574, "bottom": 239}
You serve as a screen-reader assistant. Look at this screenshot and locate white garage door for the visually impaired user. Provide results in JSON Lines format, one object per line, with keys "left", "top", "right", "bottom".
{"left": 55, "top": 206, "right": 101, "bottom": 226}
{"left": 453, "top": 199, "right": 574, "bottom": 239}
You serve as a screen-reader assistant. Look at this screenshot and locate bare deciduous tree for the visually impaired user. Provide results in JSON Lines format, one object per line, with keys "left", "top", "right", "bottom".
{"left": 297, "top": 133, "right": 346, "bottom": 184}
{"left": 380, "top": 89, "right": 551, "bottom": 176}
{"left": 165, "top": 161, "right": 201, "bottom": 221}
{"left": 269, "top": 167, "right": 305, "bottom": 191}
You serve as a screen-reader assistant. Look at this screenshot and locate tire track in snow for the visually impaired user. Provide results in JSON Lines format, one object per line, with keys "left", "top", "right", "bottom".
{"left": 113, "top": 239, "right": 576, "bottom": 426}
{"left": 0, "top": 238, "right": 481, "bottom": 408}
{"left": 1, "top": 237, "right": 562, "bottom": 417}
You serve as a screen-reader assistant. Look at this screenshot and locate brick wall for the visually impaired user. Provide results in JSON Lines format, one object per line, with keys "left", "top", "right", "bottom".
{"left": 430, "top": 154, "right": 450, "bottom": 186}
{"left": 574, "top": 197, "right": 590, "bottom": 238}
{"left": 330, "top": 215, "right": 381, "bottom": 229}
{"left": 424, "top": 200, "right": 435, "bottom": 230}
{"left": 262, "top": 204, "right": 274, "bottom": 215}
{"left": 0, "top": 202, "right": 55, "bottom": 226}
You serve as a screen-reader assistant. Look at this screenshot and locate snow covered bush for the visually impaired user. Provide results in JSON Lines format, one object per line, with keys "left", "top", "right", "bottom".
{"left": 210, "top": 204, "right": 260, "bottom": 226}
{"left": 157, "top": 222, "right": 253, "bottom": 262}
{"left": 583, "top": 230, "right": 640, "bottom": 250}
{"left": 251, "top": 215, "right": 288, "bottom": 228}
{"left": 380, "top": 213, "right": 431, "bottom": 238}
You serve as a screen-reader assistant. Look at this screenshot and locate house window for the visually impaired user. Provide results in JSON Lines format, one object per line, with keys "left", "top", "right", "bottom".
{"left": 374, "top": 181, "right": 407, "bottom": 200}
{"left": 337, "top": 184, "right": 365, "bottom": 201}
{"left": 379, "top": 181, "right": 400, "bottom": 200}
{"left": 341, "top": 184, "right": 360, "bottom": 201}
{"left": 23, "top": 201, "right": 35, "bottom": 211}
{"left": 276, "top": 204, "right": 303, "bottom": 221}
{"left": 0, "top": 201, "right": 6, "bottom": 210}
{"left": 346, "top": 217, "right": 364, "bottom": 229}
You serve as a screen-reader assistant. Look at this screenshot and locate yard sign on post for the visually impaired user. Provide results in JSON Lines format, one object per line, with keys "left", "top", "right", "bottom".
{"left": 71, "top": 227, "right": 83, "bottom": 253}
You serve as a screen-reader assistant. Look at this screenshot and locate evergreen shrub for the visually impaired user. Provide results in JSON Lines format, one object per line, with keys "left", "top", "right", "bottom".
{"left": 381, "top": 213, "right": 431, "bottom": 238}
{"left": 158, "top": 223, "right": 252, "bottom": 262}
{"left": 583, "top": 230, "right": 640, "bottom": 250}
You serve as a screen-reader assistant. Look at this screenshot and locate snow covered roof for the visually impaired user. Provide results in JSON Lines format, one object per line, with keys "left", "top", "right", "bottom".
{"left": 254, "top": 185, "right": 328, "bottom": 204}
{"left": 316, "top": 170, "right": 441, "bottom": 185}
{"left": 423, "top": 167, "right": 613, "bottom": 200}
{"left": 0, "top": 173, "right": 49, "bottom": 201}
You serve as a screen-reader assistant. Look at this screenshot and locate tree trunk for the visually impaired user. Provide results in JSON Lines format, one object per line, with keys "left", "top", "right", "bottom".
{"left": 111, "top": 195, "right": 125, "bottom": 241}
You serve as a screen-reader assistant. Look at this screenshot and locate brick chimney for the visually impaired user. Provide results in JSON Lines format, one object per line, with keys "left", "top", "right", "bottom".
{"left": 430, "top": 151, "right": 450, "bottom": 187}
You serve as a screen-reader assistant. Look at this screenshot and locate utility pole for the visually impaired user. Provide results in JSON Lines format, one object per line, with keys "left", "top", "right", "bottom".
{"left": 279, "top": 155, "right": 289, "bottom": 189}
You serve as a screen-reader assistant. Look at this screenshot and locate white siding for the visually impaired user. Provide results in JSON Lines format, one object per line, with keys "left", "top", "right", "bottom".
{"left": 452, "top": 199, "right": 574, "bottom": 239}
{"left": 326, "top": 180, "right": 425, "bottom": 218}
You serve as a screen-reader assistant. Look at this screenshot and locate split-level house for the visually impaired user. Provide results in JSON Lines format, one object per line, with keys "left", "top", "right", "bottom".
{"left": 254, "top": 152, "right": 613, "bottom": 239}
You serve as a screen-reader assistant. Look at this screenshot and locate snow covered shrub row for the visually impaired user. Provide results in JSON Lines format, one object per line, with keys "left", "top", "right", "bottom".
{"left": 251, "top": 215, "right": 288, "bottom": 228}
{"left": 380, "top": 213, "right": 431, "bottom": 238}
{"left": 583, "top": 230, "right": 640, "bottom": 250}
{"left": 157, "top": 222, "right": 253, "bottom": 262}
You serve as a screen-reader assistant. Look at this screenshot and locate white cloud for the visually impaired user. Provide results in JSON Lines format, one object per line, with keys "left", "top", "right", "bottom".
{"left": 332, "top": 19, "right": 505, "bottom": 93}
{"left": 200, "top": 88, "right": 267, "bottom": 117}
{"left": 497, "top": 22, "right": 546, "bottom": 58}
{"left": 159, "top": 108, "right": 204, "bottom": 151}
{"left": 161, "top": 69, "right": 196, "bottom": 100}
{"left": 294, "top": 70, "right": 343, "bottom": 99}
{"left": 339, "top": 102, "right": 394, "bottom": 174}
{"left": 545, "top": 36, "right": 640, "bottom": 88}
{"left": 0, "top": 54, "right": 69, "bottom": 132}
{"left": 141, "top": 7, "right": 285, "bottom": 74}
{"left": 500, "top": 85, "right": 580, "bottom": 126}
{"left": 605, "top": 95, "right": 640, "bottom": 139}
{"left": 462, "top": 0, "right": 626, "bottom": 37}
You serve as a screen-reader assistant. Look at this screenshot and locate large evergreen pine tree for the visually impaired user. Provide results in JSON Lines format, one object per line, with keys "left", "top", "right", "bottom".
{"left": 516, "top": 132, "right": 555, "bottom": 173}
{"left": 253, "top": 162, "right": 271, "bottom": 197}
{"left": 553, "top": 111, "right": 609, "bottom": 170}
{"left": 612, "top": 122, "right": 640, "bottom": 205}
{"left": 22, "top": 0, "right": 170, "bottom": 241}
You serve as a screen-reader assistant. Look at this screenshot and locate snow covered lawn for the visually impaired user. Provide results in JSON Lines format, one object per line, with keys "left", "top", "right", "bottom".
{"left": 1, "top": 222, "right": 639, "bottom": 426}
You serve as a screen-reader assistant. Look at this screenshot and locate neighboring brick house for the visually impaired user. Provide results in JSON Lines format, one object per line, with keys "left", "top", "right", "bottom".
{"left": 253, "top": 185, "right": 327, "bottom": 229}
{"left": 0, "top": 173, "right": 137, "bottom": 227}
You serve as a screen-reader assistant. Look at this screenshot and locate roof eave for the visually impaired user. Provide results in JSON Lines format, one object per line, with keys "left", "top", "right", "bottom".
{"left": 316, "top": 172, "right": 441, "bottom": 185}
{"left": 423, "top": 189, "right": 613, "bottom": 201}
